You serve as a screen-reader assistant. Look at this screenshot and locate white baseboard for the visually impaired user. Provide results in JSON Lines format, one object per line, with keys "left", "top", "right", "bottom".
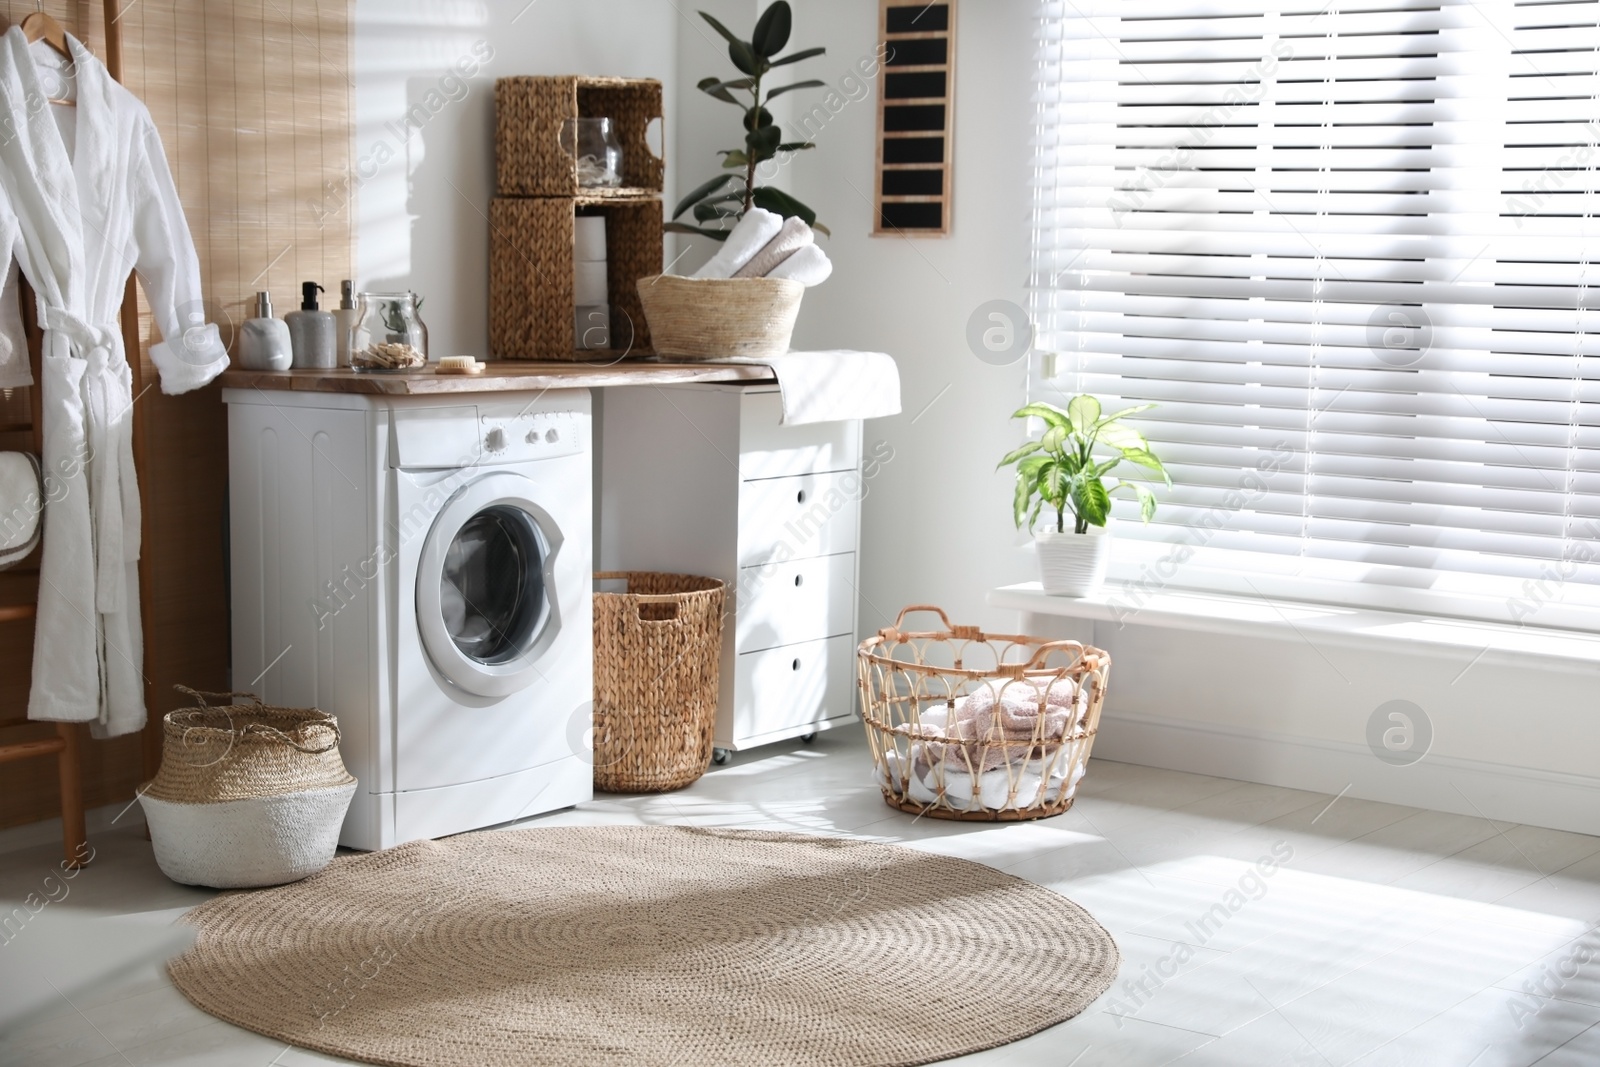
{"left": 1093, "top": 711, "right": 1600, "bottom": 838}
{"left": 0, "top": 802, "right": 140, "bottom": 858}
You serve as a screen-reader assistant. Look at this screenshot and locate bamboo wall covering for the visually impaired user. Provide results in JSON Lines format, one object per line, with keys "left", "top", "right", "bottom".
{"left": 0, "top": 1, "right": 354, "bottom": 833}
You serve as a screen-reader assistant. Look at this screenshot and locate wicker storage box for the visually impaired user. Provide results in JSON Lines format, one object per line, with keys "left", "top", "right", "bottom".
{"left": 496, "top": 76, "right": 664, "bottom": 197}
{"left": 593, "top": 572, "right": 725, "bottom": 793}
{"left": 636, "top": 275, "right": 803, "bottom": 359}
{"left": 490, "top": 196, "right": 661, "bottom": 360}
{"left": 138, "top": 688, "right": 356, "bottom": 888}
{"left": 858, "top": 607, "right": 1110, "bottom": 821}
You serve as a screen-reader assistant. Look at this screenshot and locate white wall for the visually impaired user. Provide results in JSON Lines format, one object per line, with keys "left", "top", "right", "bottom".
{"left": 774, "top": 0, "right": 1040, "bottom": 635}
{"left": 353, "top": 0, "right": 680, "bottom": 357}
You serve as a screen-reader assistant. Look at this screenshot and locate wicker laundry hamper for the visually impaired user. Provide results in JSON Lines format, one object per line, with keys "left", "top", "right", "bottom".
{"left": 139, "top": 688, "right": 356, "bottom": 888}
{"left": 593, "top": 572, "right": 725, "bottom": 792}
{"left": 858, "top": 606, "right": 1110, "bottom": 821}
{"left": 635, "top": 275, "right": 803, "bottom": 359}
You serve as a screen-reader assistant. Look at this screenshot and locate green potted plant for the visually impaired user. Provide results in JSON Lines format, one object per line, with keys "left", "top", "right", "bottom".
{"left": 666, "top": 1, "right": 829, "bottom": 240}
{"left": 999, "top": 396, "right": 1170, "bottom": 596}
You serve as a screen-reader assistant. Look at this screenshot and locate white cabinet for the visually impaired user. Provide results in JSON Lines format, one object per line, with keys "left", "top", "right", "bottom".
{"left": 600, "top": 385, "right": 863, "bottom": 751}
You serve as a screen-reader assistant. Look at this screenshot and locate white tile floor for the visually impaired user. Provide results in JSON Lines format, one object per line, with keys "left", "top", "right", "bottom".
{"left": 4, "top": 728, "right": 1600, "bottom": 1066}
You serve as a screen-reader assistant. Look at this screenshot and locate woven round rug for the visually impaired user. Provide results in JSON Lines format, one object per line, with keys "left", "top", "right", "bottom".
{"left": 168, "top": 826, "right": 1119, "bottom": 1067}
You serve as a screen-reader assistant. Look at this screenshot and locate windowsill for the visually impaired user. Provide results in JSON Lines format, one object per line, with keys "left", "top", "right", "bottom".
{"left": 988, "top": 582, "right": 1600, "bottom": 675}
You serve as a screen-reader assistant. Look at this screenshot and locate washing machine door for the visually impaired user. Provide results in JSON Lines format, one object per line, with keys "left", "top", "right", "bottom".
{"left": 415, "top": 472, "right": 563, "bottom": 697}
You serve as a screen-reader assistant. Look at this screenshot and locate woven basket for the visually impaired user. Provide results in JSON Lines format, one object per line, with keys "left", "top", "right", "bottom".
{"left": 857, "top": 606, "right": 1111, "bottom": 822}
{"left": 636, "top": 275, "right": 803, "bottom": 359}
{"left": 496, "top": 76, "right": 664, "bottom": 197}
{"left": 593, "top": 572, "right": 725, "bottom": 793}
{"left": 139, "top": 687, "right": 356, "bottom": 887}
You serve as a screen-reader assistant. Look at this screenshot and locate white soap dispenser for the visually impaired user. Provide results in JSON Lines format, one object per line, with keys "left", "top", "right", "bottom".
{"left": 238, "top": 291, "right": 292, "bottom": 371}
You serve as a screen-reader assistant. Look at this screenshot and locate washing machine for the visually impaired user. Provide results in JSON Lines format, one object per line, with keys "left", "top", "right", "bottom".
{"left": 223, "top": 387, "right": 593, "bottom": 851}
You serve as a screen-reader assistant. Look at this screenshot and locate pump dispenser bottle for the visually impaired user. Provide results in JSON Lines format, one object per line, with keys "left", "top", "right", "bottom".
{"left": 286, "top": 281, "right": 336, "bottom": 369}
{"left": 334, "top": 280, "right": 360, "bottom": 367}
{"left": 239, "top": 291, "right": 293, "bottom": 371}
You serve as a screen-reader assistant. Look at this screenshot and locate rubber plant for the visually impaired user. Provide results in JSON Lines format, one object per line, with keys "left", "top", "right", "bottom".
{"left": 667, "top": 1, "right": 829, "bottom": 241}
{"left": 1000, "top": 396, "right": 1171, "bottom": 535}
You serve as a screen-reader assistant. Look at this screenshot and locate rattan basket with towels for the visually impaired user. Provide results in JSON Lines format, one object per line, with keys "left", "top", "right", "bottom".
{"left": 593, "top": 572, "right": 726, "bottom": 792}
{"left": 635, "top": 275, "right": 802, "bottom": 359}
{"left": 858, "top": 606, "right": 1110, "bottom": 821}
{"left": 139, "top": 687, "right": 356, "bottom": 888}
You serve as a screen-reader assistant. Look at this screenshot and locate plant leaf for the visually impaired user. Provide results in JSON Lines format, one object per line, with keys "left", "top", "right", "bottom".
{"left": 766, "top": 79, "right": 826, "bottom": 100}
{"left": 728, "top": 38, "right": 762, "bottom": 76}
{"left": 1067, "top": 395, "right": 1102, "bottom": 435}
{"left": 1011, "top": 402, "right": 1071, "bottom": 432}
{"left": 696, "top": 76, "right": 740, "bottom": 105}
{"left": 745, "top": 123, "right": 783, "bottom": 161}
{"left": 811, "top": 220, "right": 831, "bottom": 236}
{"left": 672, "top": 174, "right": 736, "bottom": 219}
{"left": 1094, "top": 402, "right": 1156, "bottom": 426}
{"left": 1012, "top": 469, "right": 1031, "bottom": 528}
{"left": 1026, "top": 496, "right": 1045, "bottom": 534}
{"left": 1041, "top": 425, "right": 1068, "bottom": 454}
{"left": 1071, "top": 477, "right": 1111, "bottom": 527}
{"left": 699, "top": 11, "right": 742, "bottom": 45}
{"left": 750, "top": 185, "right": 817, "bottom": 225}
{"left": 719, "top": 150, "right": 750, "bottom": 168}
{"left": 997, "top": 440, "right": 1043, "bottom": 468}
{"left": 751, "top": 1, "right": 792, "bottom": 58}
{"left": 1093, "top": 420, "right": 1147, "bottom": 452}
{"left": 744, "top": 105, "right": 776, "bottom": 132}
{"left": 693, "top": 200, "right": 740, "bottom": 222}
{"left": 769, "top": 45, "right": 826, "bottom": 67}
{"left": 1118, "top": 448, "right": 1171, "bottom": 485}
{"left": 663, "top": 221, "right": 732, "bottom": 241}
{"left": 1112, "top": 481, "right": 1159, "bottom": 523}
{"left": 777, "top": 141, "right": 816, "bottom": 151}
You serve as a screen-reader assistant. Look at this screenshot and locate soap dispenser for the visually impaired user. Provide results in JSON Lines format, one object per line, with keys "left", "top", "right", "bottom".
{"left": 334, "top": 280, "right": 360, "bottom": 367}
{"left": 238, "top": 291, "right": 292, "bottom": 371}
{"left": 286, "top": 281, "right": 336, "bottom": 369}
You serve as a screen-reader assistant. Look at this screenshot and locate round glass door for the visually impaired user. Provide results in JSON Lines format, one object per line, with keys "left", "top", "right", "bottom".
{"left": 438, "top": 505, "right": 549, "bottom": 665}
{"left": 416, "top": 473, "right": 565, "bottom": 698}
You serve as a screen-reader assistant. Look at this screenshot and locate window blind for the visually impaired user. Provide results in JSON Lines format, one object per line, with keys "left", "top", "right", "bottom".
{"left": 1031, "top": 0, "right": 1600, "bottom": 600}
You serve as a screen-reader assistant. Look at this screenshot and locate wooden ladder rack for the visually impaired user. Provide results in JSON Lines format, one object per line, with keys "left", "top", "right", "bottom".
{"left": 0, "top": 0, "right": 137, "bottom": 870}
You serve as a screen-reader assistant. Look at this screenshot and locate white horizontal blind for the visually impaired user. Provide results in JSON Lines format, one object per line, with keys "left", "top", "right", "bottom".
{"left": 1032, "top": 0, "right": 1600, "bottom": 592}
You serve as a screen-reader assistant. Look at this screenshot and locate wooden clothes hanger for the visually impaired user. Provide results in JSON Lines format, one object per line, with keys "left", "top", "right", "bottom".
{"left": 21, "top": 7, "right": 75, "bottom": 105}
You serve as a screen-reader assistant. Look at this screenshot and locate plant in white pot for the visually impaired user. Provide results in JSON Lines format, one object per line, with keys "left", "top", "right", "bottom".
{"left": 999, "top": 395, "right": 1170, "bottom": 596}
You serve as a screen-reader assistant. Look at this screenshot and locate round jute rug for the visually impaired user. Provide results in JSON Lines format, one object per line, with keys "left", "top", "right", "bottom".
{"left": 168, "top": 826, "right": 1119, "bottom": 1067}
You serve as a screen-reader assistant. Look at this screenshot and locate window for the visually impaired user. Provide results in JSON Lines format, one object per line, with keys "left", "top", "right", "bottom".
{"left": 1031, "top": 0, "right": 1600, "bottom": 623}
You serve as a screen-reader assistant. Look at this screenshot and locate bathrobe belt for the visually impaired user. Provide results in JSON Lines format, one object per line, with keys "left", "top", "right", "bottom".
{"left": 41, "top": 305, "right": 131, "bottom": 616}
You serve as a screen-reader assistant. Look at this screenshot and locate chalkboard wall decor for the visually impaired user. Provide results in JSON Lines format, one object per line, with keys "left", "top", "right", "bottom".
{"left": 874, "top": 1, "right": 956, "bottom": 236}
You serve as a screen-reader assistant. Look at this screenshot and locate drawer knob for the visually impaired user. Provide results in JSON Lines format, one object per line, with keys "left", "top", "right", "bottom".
{"left": 792, "top": 658, "right": 801, "bottom": 671}
{"left": 796, "top": 489, "right": 807, "bottom": 504}
{"left": 793, "top": 574, "right": 803, "bottom": 587}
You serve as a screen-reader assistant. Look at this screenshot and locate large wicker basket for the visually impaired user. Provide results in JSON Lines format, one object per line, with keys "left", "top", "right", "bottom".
{"left": 857, "top": 606, "right": 1110, "bottom": 821}
{"left": 636, "top": 275, "right": 803, "bottom": 359}
{"left": 593, "top": 572, "right": 726, "bottom": 792}
{"left": 139, "top": 688, "right": 356, "bottom": 887}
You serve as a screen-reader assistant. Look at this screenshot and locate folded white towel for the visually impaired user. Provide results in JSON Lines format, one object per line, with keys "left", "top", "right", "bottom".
{"left": 734, "top": 216, "right": 814, "bottom": 278}
{"left": 766, "top": 242, "right": 832, "bottom": 287}
{"left": 692, "top": 208, "right": 784, "bottom": 279}
{"left": 0, "top": 452, "right": 42, "bottom": 569}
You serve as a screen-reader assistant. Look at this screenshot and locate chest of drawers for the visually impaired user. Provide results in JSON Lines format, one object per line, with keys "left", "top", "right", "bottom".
{"left": 599, "top": 384, "right": 863, "bottom": 753}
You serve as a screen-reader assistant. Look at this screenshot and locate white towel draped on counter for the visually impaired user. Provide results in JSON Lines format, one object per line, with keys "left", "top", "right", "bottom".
{"left": 723, "top": 350, "right": 901, "bottom": 425}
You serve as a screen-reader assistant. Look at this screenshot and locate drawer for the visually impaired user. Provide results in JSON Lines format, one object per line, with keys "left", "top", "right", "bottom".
{"left": 734, "top": 633, "right": 857, "bottom": 739}
{"left": 737, "top": 471, "right": 861, "bottom": 567}
{"left": 736, "top": 552, "right": 856, "bottom": 652}
{"left": 739, "top": 390, "right": 860, "bottom": 480}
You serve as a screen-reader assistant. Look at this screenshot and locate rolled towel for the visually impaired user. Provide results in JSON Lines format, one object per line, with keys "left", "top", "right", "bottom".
{"left": 765, "top": 242, "right": 832, "bottom": 286}
{"left": 734, "top": 215, "right": 814, "bottom": 278}
{"left": 691, "top": 208, "right": 784, "bottom": 279}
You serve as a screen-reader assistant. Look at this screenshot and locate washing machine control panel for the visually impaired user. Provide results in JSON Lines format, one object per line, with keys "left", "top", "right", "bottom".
{"left": 478, "top": 410, "right": 583, "bottom": 463}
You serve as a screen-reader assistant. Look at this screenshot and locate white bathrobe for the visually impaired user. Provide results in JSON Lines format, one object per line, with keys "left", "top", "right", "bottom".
{"left": 0, "top": 29, "right": 229, "bottom": 737}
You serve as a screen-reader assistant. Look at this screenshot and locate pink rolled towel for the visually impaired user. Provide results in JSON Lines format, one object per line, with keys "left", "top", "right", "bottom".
{"left": 734, "top": 216, "right": 814, "bottom": 278}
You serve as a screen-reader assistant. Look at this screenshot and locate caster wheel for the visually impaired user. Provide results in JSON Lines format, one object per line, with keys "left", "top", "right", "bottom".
{"left": 799, "top": 732, "right": 818, "bottom": 744}
{"left": 712, "top": 748, "right": 731, "bottom": 765}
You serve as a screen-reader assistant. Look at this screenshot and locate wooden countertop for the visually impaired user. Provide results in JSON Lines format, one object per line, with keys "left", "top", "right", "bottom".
{"left": 217, "top": 360, "right": 778, "bottom": 395}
